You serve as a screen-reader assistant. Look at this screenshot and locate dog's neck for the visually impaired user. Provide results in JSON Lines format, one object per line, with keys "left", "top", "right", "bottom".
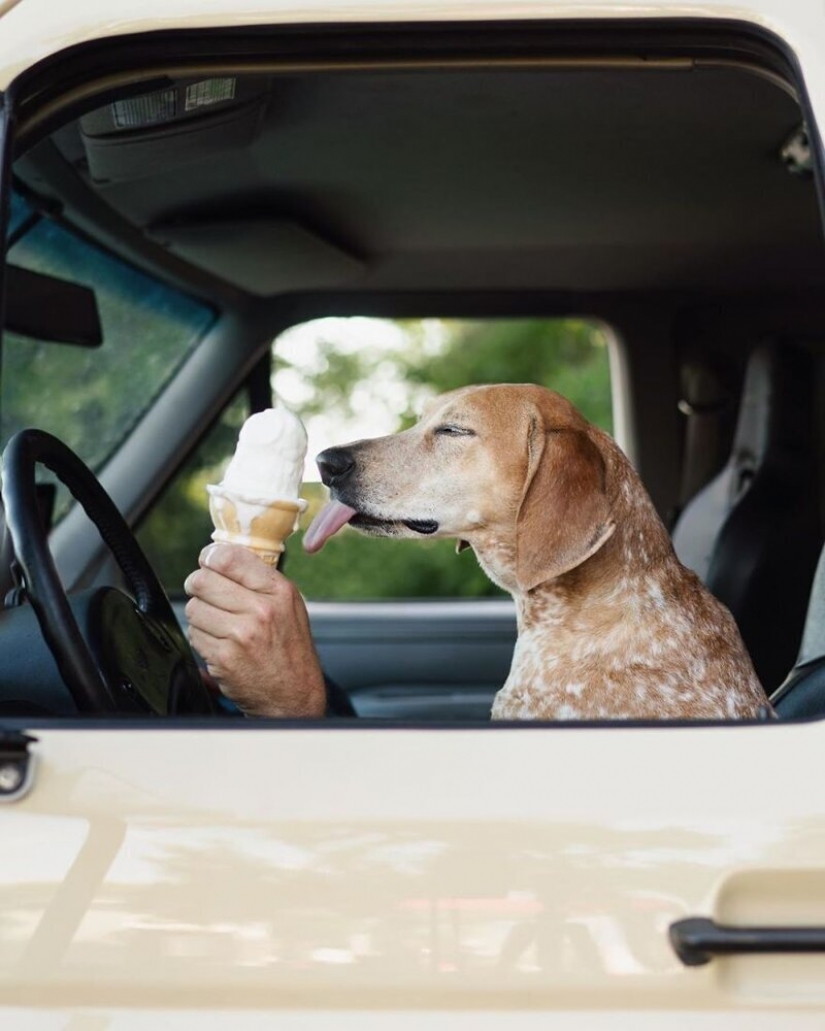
{"left": 514, "top": 529, "right": 674, "bottom": 634}
{"left": 469, "top": 467, "right": 676, "bottom": 634}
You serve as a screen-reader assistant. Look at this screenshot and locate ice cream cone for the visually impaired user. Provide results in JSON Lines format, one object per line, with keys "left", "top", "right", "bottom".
{"left": 207, "top": 485, "right": 308, "bottom": 566}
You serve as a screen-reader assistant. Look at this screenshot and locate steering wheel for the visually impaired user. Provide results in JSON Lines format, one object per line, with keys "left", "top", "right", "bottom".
{"left": 1, "top": 428, "right": 212, "bottom": 715}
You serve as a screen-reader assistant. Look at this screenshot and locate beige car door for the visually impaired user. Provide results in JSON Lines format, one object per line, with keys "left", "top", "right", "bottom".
{"left": 2, "top": 719, "right": 825, "bottom": 1027}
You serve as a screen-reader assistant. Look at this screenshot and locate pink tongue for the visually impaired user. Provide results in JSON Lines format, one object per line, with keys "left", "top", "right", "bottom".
{"left": 303, "top": 500, "right": 358, "bottom": 553}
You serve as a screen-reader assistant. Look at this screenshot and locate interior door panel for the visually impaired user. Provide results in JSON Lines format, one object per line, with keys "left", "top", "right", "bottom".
{"left": 307, "top": 600, "right": 517, "bottom": 720}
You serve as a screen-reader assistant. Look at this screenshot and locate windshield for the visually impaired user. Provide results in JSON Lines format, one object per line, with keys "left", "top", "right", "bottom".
{"left": 1, "top": 191, "right": 215, "bottom": 518}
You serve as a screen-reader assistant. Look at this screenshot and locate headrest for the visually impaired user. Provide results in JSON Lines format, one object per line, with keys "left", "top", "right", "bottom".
{"left": 672, "top": 341, "right": 813, "bottom": 580}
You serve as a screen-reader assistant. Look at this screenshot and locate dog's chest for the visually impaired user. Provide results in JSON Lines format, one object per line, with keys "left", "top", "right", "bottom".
{"left": 493, "top": 626, "right": 637, "bottom": 720}
{"left": 492, "top": 601, "right": 763, "bottom": 721}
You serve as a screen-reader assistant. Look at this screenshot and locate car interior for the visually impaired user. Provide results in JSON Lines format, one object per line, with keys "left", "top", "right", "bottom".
{"left": 1, "top": 20, "right": 825, "bottom": 722}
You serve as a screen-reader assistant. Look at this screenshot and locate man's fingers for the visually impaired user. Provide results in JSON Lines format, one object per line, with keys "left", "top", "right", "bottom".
{"left": 185, "top": 591, "right": 275, "bottom": 645}
{"left": 200, "top": 543, "right": 281, "bottom": 592}
{"left": 187, "top": 625, "right": 236, "bottom": 685}
{"left": 184, "top": 544, "right": 326, "bottom": 719}
{"left": 184, "top": 569, "right": 302, "bottom": 625}
{"left": 184, "top": 595, "right": 237, "bottom": 639}
{"left": 185, "top": 559, "right": 307, "bottom": 646}
{"left": 185, "top": 546, "right": 295, "bottom": 610}
{"left": 183, "top": 567, "right": 252, "bottom": 614}
{"left": 196, "top": 546, "right": 308, "bottom": 617}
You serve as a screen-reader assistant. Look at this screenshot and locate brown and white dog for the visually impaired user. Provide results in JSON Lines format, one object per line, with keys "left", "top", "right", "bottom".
{"left": 303, "top": 383, "right": 771, "bottom": 720}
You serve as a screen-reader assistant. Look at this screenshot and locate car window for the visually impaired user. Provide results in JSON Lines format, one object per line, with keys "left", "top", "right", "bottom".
{"left": 280, "top": 317, "right": 612, "bottom": 600}
{"left": 1, "top": 191, "right": 215, "bottom": 519}
{"left": 144, "top": 316, "right": 612, "bottom": 599}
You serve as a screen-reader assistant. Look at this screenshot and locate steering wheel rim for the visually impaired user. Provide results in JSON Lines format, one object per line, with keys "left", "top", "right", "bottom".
{"left": 1, "top": 428, "right": 201, "bottom": 713}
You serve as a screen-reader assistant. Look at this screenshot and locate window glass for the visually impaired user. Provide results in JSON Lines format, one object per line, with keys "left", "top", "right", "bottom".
{"left": 1, "top": 194, "right": 215, "bottom": 518}
{"left": 277, "top": 317, "right": 613, "bottom": 600}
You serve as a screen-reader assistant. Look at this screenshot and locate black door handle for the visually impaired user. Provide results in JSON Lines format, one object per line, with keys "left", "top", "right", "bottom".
{"left": 670, "top": 917, "right": 825, "bottom": 966}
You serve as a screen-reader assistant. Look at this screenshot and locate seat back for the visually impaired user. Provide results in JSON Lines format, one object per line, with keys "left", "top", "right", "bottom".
{"left": 772, "top": 545, "right": 825, "bottom": 717}
{"left": 673, "top": 343, "right": 821, "bottom": 690}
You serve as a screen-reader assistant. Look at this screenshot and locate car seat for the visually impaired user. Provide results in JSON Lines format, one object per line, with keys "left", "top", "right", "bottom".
{"left": 771, "top": 544, "right": 825, "bottom": 717}
{"left": 672, "top": 342, "right": 821, "bottom": 692}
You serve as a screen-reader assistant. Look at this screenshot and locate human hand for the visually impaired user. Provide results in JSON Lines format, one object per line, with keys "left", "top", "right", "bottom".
{"left": 183, "top": 544, "right": 326, "bottom": 718}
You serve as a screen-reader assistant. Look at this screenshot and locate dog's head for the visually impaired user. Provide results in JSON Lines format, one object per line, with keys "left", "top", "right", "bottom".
{"left": 303, "top": 383, "right": 616, "bottom": 592}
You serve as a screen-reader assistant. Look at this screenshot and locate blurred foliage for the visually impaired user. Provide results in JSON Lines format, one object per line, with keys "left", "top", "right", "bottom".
{"left": 296, "top": 347, "right": 374, "bottom": 420}
{"left": 397, "top": 318, "right": 613, "bottom": 433}
{"left": 137, "top": 394, "right": 249, "bottom": 581}
{"left": 138, "top": 317, "right": 612, "bottom": 600}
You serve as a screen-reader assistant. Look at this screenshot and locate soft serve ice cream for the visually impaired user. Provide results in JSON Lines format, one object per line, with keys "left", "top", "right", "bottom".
{"left": 220, "top": 407, "right": 307, "bottom": 502}
{"left": 207, "top": 406, "right": 309, "bottom": 564}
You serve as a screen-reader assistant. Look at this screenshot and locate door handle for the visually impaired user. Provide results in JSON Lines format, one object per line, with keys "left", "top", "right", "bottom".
{"left": 670, "top": 916, "right": 825, "bottom": 966}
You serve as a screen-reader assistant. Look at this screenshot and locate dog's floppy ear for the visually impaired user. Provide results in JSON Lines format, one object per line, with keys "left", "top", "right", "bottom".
{"left": 515, "top": 415, "right": 615, "bottom": 592}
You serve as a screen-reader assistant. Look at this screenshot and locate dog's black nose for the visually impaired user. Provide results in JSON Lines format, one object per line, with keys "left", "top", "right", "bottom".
{"left": 316, "top": 447, "right": 355, "bottom": 487}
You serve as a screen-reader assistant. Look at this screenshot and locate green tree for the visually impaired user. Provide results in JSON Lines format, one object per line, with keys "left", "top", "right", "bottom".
{"left": 399, "top": 318, "right": 612, "bottom": 434}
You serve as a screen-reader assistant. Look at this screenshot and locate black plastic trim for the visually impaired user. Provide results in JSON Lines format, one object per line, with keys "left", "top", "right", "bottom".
{"left": 0, "top": 727, "right": 37, "bottom": 798}
{"left": 0, "top": 726, "right": 37, "bottom": 754}
{"left": 0, "top": 713, "right": 785, "bottom": 732}
{"left": 6, "top": 19, "right": 807, "bottom": 155}
{"left": 671, "top": 916, "right": 825, "bottom": 967}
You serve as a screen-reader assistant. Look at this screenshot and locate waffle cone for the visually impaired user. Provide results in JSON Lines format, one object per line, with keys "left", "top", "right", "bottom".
{"left": 207, "top": 487, "right": 306, "bottom": 566}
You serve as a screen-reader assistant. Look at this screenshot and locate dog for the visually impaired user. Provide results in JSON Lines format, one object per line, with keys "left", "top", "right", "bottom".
{"left": 303, "top": 383, "right": 771, "bottom": 720}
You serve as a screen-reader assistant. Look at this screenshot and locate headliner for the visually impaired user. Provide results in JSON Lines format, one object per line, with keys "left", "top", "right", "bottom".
{"left": 19, "top": 61, "right": 825, "bottom": 298}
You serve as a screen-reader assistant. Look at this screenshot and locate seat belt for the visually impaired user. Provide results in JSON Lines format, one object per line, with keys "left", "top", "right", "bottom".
{"left": 671, "top": 364, "right": 734, "bottom": 528}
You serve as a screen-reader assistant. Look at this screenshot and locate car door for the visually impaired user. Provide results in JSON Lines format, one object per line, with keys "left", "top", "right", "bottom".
{"left": 2, "top": 716, "right": 825, "bottom": 1027}
{"left": 4, "top": 5, "right": 825, "bottom": 1027}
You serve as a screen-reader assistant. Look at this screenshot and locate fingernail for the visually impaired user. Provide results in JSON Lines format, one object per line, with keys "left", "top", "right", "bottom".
{"left": 201, "top": 544, "right": 218, "bottom": 567}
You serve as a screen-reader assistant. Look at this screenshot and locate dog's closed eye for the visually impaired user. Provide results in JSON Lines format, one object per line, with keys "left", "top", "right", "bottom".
{"left": 433, "top": 424, "right": 476, "bottom": 437}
